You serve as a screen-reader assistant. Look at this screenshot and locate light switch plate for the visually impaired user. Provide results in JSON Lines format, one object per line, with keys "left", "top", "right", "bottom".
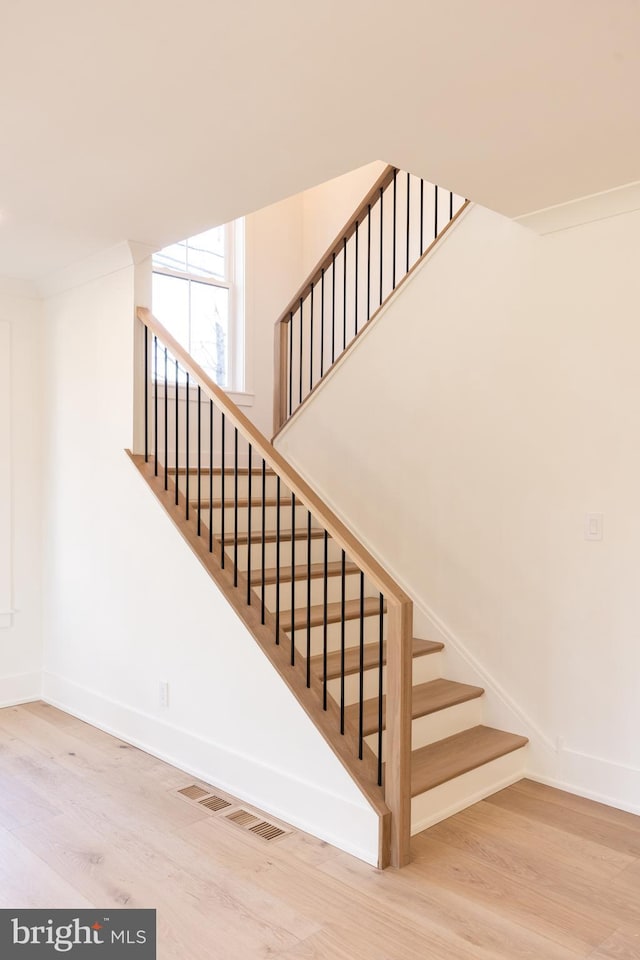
{"left": 584, "top": 513, "right": 603, "bottom": 541}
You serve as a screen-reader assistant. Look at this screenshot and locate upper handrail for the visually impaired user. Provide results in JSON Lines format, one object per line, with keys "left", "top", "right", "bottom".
{"left": 274, "top": 164, "right": 396, "bottom": 329}
{"left": 137, "top": 306, "right": 411, "bottom": 607}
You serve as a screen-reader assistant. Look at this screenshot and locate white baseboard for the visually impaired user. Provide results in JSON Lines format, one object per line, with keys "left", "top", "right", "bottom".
{"left": 41, "top": 671, "right": 378, "bottom": 865}
{"left": 529, "top": 746, "right": 640, "bottom": 818}
{"left": 0, "top": 671, "right": 41, "bottom": 707}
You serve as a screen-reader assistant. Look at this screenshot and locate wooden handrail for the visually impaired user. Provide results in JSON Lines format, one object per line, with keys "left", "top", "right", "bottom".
{"left": 273, "top": 164, "right": 396, "bottom": 330}
{"left": 137, "top": 307, "right": 410, "bottom": 608}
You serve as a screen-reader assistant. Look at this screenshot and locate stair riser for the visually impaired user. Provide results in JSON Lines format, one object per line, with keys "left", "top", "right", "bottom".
{"left": 196, "top": 504, "right": 322, "bottom": 536}
{"left": 289, "top": 615, "right": 387, "bottom": 655}
{"left": 410, "top": 747, "right": 528, "bottom": 835}
{"left": 412, "top": 652, "right": 444, "bottom": 685}
{"left": 227, "top": 537, "right": 344, "bottom": 570}
{"left": 260, "top": 574, "right": 369, "bottom": 611}
{"left": 362, "top": 697, "right": 484, "bottom": 756}
{"left": 326, "top": 670, "right": 385, "bottom": 706}
{"left": 324, "top": 650, "right": 445, "bottom": 707}
{"left": 176, "top": 473, "right": 281, "bottom": 501}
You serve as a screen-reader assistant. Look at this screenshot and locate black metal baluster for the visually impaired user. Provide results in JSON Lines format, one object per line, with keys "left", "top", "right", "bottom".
{"left": 291, "top": 493, "right": 296, "bottom": 665}
{"left": 420, "top": 179, "right": 424, "bottom": 254}
{"left": 144, "top": 325, "right": 148, "bottom": 463}
{"left": 367, "top": 204, "right": 371, "bottom": 322}
{"left": 406, "top": 172, "right": 411, "bottom": 273}
{"left": 354, "top": 219, "right": 359, "bottom": 335}
{"left": 185, "top": 372, "right": 190, "bottom": 520}
{"left": 164, "top": 347, "right": 168, "bottom": 490}
{"left": 320, "top": 267, "right": 325, "bottom": 378}
{"left": 342, "top": 236, "right": 347, "bottom": 351}
{"left": 174, "top": 359, "right": 179, "bottom": 505}
{"left": 323, "top": 529, "right": 328, "bottom": 711}
{"left": 378, "top": 592, "right": 384, "bottom": 786}
{"left": 233, "top": 427, "right": 238, "bottom": 587}
{"left": 247, "top": 443, "right": 252, "bottom": 605}
{"left": 309, "top": 282, "right": 314, "bottom": 394}
{"left": 298, "top": 297, "right": 303, "bottom": 403}
{"left": 197, "top": 385, "right": 201, "bottom": 536}
{"left": 379, "top": 186, "right": 384, "bottom": 305}
{"left": 306, "top": 509, "right": 312, "bottom": 688}
{"left": 261, "top": 459, "right": 266, "bottom": 625}
{"left": 298, "top": 297, "right": 303, "bottom": 406}
{"left": 359, "top": 570, "right": 365, "bottom": 760}
{"left": 209, "top": 400, "right": 213, "bottom": 553}
{"left": 331, "top": 252, "right": 336, "bottom": 363}
{"left": 288, "top": 311, "right": 293, "bottom": 418}
{"left": 221, "top": 414, "right": 226, "bottom": 568}
{"left": 449, "top": 189, "right": 453, "bottom": 221}
{"left": 434, "top": 183, "right": 439, "bottom": 238}
{"left": 392, "top": 168, "right": 397, "bottom": 290}
{"left": 275, "top": 475, "right": 281, "bottom": 644}
{"left": 154, "top": 336, "right": 158, "bottom": 476}
{"left": 340, "top": 549, "right": 346, "bottom": 734}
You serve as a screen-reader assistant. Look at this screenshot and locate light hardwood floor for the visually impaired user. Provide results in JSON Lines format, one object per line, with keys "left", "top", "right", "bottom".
{"left": 1, "top": 701, "right": 639, "bottom": 959}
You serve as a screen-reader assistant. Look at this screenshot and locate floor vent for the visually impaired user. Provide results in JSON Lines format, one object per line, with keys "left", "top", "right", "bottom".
{"left": 199, "top": 794, "right": 232, "bottom": 813}
{"left": 177, "top": 786, "right": 291, "bottom": 842}
{"left": 226, "top": 810, "right": 259, "bottom": 828}
{"left": 225, "top": 808, "right": 288, "bottom": 842}
{"left": 178, "top": 785, "right": 209, "bottom": 800}
{"left": 249, "top": 820, "right": 287, "bottom": 841}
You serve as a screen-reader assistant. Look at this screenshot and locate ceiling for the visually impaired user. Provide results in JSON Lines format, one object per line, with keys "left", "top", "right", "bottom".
{"left": 1, "top": 0, "right": 639, "bottom": 282}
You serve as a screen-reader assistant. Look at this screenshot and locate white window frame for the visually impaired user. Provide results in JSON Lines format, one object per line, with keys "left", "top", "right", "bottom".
{"left": 152, "top": 218, "right": 245, "bottom": 392}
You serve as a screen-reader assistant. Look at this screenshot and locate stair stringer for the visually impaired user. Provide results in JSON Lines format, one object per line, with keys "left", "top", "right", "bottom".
{"left": 127, "top": 452, "right": 390, "bottom": 866}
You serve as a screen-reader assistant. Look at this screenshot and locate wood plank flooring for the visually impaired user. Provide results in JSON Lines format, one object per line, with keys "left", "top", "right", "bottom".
{"left": 1, "top": 702, "right": 639, "bottom": 959}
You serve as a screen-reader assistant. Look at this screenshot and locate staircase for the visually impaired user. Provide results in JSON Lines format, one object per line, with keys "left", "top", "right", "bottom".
{"left": 130, "top": 168, "right": 529, "bottom": 868}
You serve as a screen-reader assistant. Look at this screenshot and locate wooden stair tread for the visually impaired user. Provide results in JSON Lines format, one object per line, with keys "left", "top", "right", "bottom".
{"left": 280, "top": 597, "right": 385, "bottom": 632}
{"left": 311, "top": 637, "right": 443, "bottom": 680}
{"left": 193, "top": 497, "right": 291, "bottom": 509}
{"left": 172, "top": 465, "right": 276, "bottom": 476}
{"left": 251, "top": 560, "right": 360, "bottom": 586}
{"left": 411, "top": 725, "right": 529, "bottom": 797}
{"left": 346, "top": 679, "right": 483, "bottom": 736}
{"left": 221, "top": 527, "right": 325, "bottom": 545}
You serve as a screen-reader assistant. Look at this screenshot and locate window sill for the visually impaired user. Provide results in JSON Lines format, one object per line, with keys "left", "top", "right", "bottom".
{"left": 154, "top": 384, "right": 255, "bottom": 408}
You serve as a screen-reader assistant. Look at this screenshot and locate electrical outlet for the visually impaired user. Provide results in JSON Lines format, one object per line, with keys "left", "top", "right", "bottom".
{"left": 159, "top": 681, "right": 169, "bottom": 709}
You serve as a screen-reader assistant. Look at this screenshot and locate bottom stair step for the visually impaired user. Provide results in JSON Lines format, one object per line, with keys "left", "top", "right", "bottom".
{"left": 411, "top": 725, "right": 529, "bottom": 797}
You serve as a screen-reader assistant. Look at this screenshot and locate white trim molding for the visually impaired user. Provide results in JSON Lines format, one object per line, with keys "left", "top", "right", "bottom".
{"left": 516, "top": 179, "right": 640, "bottom": 235}
{"left": 0, "top": 672, "right": 41, "bottom": 707}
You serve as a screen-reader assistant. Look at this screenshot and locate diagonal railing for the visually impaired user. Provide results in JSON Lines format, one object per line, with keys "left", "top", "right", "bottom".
{"left": 132, "top": 306, "right": 413, "bottom": 868}
{"left": 273, "top": 165, "right": 469, "bottom": 434}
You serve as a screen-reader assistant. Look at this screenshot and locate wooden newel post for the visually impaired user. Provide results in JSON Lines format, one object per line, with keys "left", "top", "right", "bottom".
{"left": 273, "top": 319, "right": 289, "bottom": 436}
{"left": 385, "top": 597, "right": 413, "bottom": 867}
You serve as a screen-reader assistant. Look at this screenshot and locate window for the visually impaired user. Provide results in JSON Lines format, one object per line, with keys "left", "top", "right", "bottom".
{"left": 152, "top": 220, "right": 245, "bottom": 390}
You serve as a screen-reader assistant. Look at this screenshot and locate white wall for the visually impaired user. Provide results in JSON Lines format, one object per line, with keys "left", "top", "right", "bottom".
{"left": 0, "top": 282, "right": 43, "bottom": 705}
{"left": 276, "top": 202, "right": 640, "bottom": 815}
{"left": 301, "top": 162, "right": 387, "bottom": 276}
{"left": 40, "top": 258, "right": 378, "bottom": 863}
{"left": 244, "top": 192, "right": 304, "bottom": 437}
